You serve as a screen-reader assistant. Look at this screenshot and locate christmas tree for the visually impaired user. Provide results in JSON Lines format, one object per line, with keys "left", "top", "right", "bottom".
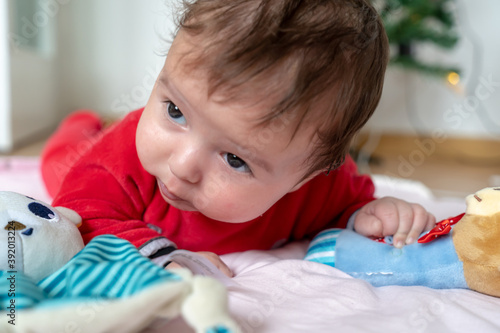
{"left": 374, "top": 0, "right": 460, "bottom": 77}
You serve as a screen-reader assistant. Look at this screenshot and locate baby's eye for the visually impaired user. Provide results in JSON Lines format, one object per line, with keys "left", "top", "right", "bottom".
{"left": 223, "top": 153, "right": 250, "bottom": 173}
{"left": 166, "top": 101, "right": 186, "bottom": 125}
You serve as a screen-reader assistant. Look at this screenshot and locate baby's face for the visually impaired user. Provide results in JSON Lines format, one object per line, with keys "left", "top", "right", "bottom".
{"left": 136, "top": 32, "right": 319, "bottom": 223}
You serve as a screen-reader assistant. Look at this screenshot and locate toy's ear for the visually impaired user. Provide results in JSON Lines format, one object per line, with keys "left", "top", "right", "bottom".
{"left": 54, "top": 207, "right": 82, "bottom": 227}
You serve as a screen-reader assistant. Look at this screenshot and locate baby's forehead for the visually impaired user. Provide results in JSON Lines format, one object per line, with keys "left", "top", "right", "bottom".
{"left": 168, "top": 30, "right": 323, "bottom": 151}
{"left": 172, "top": 29, "right": 301, "bottom": 114}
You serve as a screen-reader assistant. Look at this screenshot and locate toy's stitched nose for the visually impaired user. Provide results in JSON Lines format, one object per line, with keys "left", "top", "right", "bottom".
{"left": 22, "top": 228, "right": 34, "bottom": 236}
{"left": 4, "top": 221, "right": 27, "bottom": 230}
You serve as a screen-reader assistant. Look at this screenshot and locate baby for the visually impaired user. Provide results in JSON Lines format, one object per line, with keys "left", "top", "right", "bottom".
{"left": 41, "top": 0, "right": 435, "bottom": 276}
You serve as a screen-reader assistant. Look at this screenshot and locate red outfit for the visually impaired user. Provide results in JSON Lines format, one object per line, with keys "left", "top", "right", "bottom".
{"left": 41, "top": 109, "right": 375, "bottom": 261}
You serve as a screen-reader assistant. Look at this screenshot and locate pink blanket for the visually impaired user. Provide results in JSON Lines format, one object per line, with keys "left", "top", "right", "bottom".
{"left": 0, "top": 157, "right": 51, "bottom": 203}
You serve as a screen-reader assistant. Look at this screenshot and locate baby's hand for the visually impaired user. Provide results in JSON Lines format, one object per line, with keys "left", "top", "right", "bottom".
{"left": 166, "top": 251, "right": 234, "bottom": 278}
{"left": 354, "top": 197, "right": 436, "bottom": 248}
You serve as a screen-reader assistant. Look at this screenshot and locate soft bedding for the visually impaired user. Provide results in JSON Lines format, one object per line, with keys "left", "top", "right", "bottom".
{"left": 2, "top": 156, "right": 500, "bottom": 332}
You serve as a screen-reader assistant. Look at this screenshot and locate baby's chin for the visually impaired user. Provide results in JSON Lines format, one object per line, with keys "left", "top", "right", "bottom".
{"left": 197, "top": 206, "right": 262, "bottom": 224}
{"left": 168, "top": 200, "right": 198, "bottom": 212}
{"left": 158, "top": 188, "right": 267, "bottom": 223}
{"left": 157, "top": 191, "right": 197, "bottom": 212}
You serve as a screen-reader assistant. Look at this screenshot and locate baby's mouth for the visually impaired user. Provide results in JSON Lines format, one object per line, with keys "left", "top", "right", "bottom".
{"left": 157, "top": 179, "right": 184, "bottom": 201}
{"left": 156, "top": 178, "right": 198, "bottom": 212}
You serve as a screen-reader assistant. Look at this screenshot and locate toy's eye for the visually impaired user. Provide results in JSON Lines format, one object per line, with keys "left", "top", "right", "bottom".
{"left": 28, "top": 202, "right": 56, "bottom": 220}
{"left": 384, "top": 236, "right": 394, "bottom": 245}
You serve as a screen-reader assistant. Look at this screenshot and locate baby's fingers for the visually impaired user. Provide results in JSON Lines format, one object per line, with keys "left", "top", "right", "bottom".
{"left": 353, "top": 210, "right": 384, "bottom": 237}
{"left": 391, "top": 201, "right": 415, "bottom": 248}
{"left": 394, "top": 203, "right": 436, "bottom": 248}
{"left": 197, "top": 251, "right": 234, "bottom": 278}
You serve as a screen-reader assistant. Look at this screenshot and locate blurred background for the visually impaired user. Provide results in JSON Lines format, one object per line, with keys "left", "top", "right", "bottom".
{"left": 1, "top": 0, "right": 499, "bottom": 198}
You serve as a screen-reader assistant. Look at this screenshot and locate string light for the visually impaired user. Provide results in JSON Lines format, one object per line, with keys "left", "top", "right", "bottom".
{"left": 445, "top": 71, "right": 464, "bottom": 95}
{"left": 447, "top": 71, "right": 460, "bottom": 86}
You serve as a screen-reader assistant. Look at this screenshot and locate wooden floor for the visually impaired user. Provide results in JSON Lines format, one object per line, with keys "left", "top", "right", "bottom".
{"left": 5, "top": 133, "right": 500, "bottom": 199}
{"left": 353, "top": 133, "right": 500, "bottom": 198}
{"left": 2, "top": 140, "right": 48, "bottom": 157}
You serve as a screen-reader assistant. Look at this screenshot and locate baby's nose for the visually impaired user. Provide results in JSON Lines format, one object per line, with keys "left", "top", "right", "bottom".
{"left": 169, "top": 145, "right": 203, "bottom": 184}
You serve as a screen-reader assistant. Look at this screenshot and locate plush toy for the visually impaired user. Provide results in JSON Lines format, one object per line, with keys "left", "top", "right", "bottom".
{"left": 0, "top": 191, "right": 240, "bottom": 333}
{"left": 0, "top": 191, "right": 84, "bottom": 281}
{"left": 305, "top": 187, "right": 500, "bottom": 297}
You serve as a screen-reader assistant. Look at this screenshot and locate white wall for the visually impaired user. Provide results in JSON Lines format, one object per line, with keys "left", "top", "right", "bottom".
{"left": 0, "top": 0, "right": 12, "bottom": 151}
{"left": 6, "top": 0, "right": 64, "bottom": 150}
{"left": 56, "top": 0, "right": 175, "bottom": 118}
{"left": 10, "top": 49, "right": 60, "bottom": 145}
{"left": 6, "top": 0, "right": 500, "bottom": 148}
{"left": 4, "top": 0, "right": 175, "bottom": 151}
{"left": 369, "top": 0, "right": 500, "bottom": 140}
{"left": 56, "top": 0, "right": 498, "bottom": 138}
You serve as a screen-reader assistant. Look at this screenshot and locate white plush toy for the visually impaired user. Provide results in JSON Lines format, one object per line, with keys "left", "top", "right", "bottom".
{"left": 0, "top": 191, "right": 84, "bottom": 281}
{"left": 0, "top": 191, "right": 240, "bottom": 333}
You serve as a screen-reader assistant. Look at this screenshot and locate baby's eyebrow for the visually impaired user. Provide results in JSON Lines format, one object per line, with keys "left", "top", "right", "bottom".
{"left": 158, "top": 75, "right": 194, "bottom": 111}
{"left": 244, "top": 153, "right": 273, "bottom": 174}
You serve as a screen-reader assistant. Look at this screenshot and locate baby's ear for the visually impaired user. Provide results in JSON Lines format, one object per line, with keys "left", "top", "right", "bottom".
{"left": 54, "top": 206, "right": 83, "bottom": 227}
{"left": 289, "top": 170, "right": 323, "bottom": 193}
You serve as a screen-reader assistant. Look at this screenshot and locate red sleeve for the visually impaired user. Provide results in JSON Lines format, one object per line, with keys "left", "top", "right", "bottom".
{"left": 51, "top": 110, "right": 172, "bottom": 254}
{"left": 330, "top": 155, "right": 376, "bottom": 227}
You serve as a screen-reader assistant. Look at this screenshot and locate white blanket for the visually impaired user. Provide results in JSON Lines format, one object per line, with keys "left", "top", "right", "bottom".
{"left": 222, "top": 244, "right": 500, "bottom": 333}
{"left": 2, "top": 157, "right": 500, "bottom": 332}
{"left": 160, "top": 175, "right": 500, "bottom": 333}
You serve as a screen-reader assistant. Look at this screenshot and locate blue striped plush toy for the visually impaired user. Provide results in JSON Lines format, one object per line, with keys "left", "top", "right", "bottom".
{"left": 0, "top": 191, "right": 239, "bottom": 333}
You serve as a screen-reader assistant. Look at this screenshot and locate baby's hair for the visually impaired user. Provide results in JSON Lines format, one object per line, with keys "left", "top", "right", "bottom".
{"left": 176, "top": 0, "right": 389, "bottom": 178}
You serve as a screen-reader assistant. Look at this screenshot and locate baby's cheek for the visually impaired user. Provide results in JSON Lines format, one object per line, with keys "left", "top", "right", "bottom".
{"left": 215, "top": 195, "right": 251, "bottom": 222}
{"left": 199, "top": 192, "right": 261, "bottom": 223}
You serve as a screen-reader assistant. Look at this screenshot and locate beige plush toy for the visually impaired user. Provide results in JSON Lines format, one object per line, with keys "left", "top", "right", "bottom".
{"left": 453, "top": 187, "right": 500, "bottom": 297}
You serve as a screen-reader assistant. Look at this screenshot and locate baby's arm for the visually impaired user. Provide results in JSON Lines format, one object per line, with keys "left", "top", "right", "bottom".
{"left": 166, "top": 252, "right": 233, "bottom": 277}
{"left": 353, "top": 197, "right": 436, "bottom": 248}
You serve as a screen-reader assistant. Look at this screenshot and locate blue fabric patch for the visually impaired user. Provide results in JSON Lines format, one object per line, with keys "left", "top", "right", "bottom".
{"left": 304, "top": 229, "right": 342, "bottom": 267}
{"left": 334, "top": 230, "right": 468, "bottom": 289}
{"left": 0, "top": 235, "right": 182, "bottom": 311}
{"left": 206, "top": 325, "right": 234, "bottom": 333}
